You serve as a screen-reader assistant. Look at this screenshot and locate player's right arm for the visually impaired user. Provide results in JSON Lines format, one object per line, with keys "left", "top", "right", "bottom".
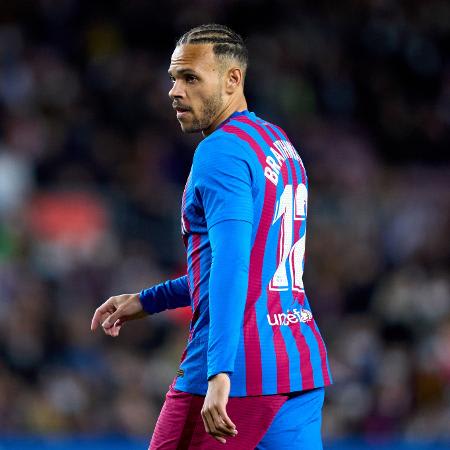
{"left": 91, "top": 292, "right": 146, "bottom": 337}
{"left": 91, "top": 275, "right": 191, "bottom": 336}
{"left": 139, "top": 275, "right": 191, "bottom": 314}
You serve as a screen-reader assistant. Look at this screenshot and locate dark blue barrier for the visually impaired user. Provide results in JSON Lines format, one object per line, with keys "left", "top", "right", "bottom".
{"left": 324, "top": 439, "right": 449, "bottom": 450}
{"left": 0, "top": 436, "right": 148, "bottom": 450}
{"left": 0, "top": 437, "right": 449, "bottom": 449}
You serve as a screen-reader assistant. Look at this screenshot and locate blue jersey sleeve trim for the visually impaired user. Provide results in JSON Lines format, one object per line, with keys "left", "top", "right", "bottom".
{"left": 207, "top": 219, "right": 252, "bottom": 379}
{"left": 139, "top": 275, "right": 191, "bottom": 315}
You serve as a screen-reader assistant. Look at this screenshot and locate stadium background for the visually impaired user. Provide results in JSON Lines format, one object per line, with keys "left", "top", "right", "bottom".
{"left": 0, "top": 0, "right": 449, "bottom": 449}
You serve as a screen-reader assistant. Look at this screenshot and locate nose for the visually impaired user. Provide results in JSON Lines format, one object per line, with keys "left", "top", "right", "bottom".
{"left": 168, "top": 80, "right": 184, "bottom": 100}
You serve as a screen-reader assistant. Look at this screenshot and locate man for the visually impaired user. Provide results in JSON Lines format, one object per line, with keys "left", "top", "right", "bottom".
{"left": 91, "top": 24, "right": 332, "bottom": 449}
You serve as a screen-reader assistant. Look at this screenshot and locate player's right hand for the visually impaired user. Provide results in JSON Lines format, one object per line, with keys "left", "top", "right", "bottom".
{"left": 90, "top": 293, "right": 147, "bottom": 337}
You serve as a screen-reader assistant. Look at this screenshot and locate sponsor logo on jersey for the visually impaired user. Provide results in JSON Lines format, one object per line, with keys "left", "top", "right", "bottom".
{"left": 266, "top": 308, "right": 313, "bottom": 326}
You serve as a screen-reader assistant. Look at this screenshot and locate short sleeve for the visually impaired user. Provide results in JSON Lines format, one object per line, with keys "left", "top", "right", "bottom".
{"left": 192, "top": 135, "right": 254, "bottom": 229}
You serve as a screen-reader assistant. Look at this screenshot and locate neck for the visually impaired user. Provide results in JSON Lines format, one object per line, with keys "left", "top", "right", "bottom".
{"left": 202, "top": 95, "right": 248, "bottom": 137}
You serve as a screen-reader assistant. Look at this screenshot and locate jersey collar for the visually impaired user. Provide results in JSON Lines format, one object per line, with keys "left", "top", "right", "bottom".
{"left": 216, "top": 109, "right": 251, "bottom": 130}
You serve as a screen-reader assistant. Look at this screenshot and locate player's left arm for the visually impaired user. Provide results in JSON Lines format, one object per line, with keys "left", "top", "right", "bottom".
{"left": 193, "top": 135, "right": 254, "bottom": 442}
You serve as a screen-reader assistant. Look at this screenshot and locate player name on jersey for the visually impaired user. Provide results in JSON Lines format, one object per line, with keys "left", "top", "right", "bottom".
{"left": 264, "top": 139, "right": 302, "bottom": 186}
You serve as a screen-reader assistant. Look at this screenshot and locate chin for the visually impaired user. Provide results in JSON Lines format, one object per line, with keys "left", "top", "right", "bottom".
{"left": 179, "top": 122, "right": 202, "bottom": 134}
{"left": 180, "top": 124, "right": 192, "bottom": 133}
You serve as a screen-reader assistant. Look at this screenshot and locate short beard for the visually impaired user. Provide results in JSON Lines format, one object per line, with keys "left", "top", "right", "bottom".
{"left": 183, "top": 89, "right": 223, "bottom": 133}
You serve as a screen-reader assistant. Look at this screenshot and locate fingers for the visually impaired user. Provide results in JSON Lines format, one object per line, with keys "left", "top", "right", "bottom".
{"left": 101, "top": 308, "right": 123, "bottom": 330}
{"left": 91, "top": 297, "right": 124, "bottom": 335}
{"left": 201, "top": 403, "right": 237, "bottom": 444}
{"left": 91, "top": 299, "right": 116, "bottom": 331}
{"left": 211, "top": 407, "right": 236, "bottom": 440}
{"left": 217, "top": 404, "right": 236, "bottom": 431}
{"left": 202, "top": 410, "right": 226, "bottom": 444}
{"left": 103, "top": 319, "right": 122, "bottom": 337}
{"left": 92, "top": 293, "right": 145, "bottom": 336}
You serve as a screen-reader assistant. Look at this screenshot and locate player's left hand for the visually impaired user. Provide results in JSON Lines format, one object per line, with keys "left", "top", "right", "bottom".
{"left": 201, "top": 373, "right": 237, "bottom": 444}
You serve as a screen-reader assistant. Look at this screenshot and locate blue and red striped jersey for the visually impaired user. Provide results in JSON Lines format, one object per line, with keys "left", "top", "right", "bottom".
{"left": 175, "top": 110, "right": 332, "bottom": 396}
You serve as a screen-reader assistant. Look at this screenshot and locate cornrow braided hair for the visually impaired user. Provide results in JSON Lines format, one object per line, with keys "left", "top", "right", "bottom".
{"left": 176, "top": 24, "right": 248, "bottom": 73}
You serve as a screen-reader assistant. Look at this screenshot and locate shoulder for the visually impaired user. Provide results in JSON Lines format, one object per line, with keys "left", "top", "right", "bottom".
{"left": 195, "top": 130, "right": 245, "bottom": 156}
{"left": 194, "top": 130, "right": 256, "bottom": 169}
{"left": 224, "top": 111, "right": 291, "bottom": 153}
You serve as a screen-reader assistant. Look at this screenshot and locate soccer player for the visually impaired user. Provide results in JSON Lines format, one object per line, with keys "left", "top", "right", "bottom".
{"left": 91, "top": 24, "right": 332, "bottom": 449}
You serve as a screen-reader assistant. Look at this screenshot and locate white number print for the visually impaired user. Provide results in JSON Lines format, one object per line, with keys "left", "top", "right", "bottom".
{"left": 269, "top": 184, "right": 307, "bottom": 292}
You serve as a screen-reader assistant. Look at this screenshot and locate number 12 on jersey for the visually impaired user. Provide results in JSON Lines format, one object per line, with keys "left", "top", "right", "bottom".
{"left": 269, "top": 184, "right": 307, "bottom": 292}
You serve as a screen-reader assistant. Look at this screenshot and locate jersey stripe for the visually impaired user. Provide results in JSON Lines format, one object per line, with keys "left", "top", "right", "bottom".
{"left": 185, "top": 235, "right": 193, "bottom": 298}
{"left": 178, "top": 234, "right": 199, "bottom": 368}
{"left": 187, "top": 233, "right": 202, "bottom": 343}
{"left": 181, "top": 173, "right": 192, "bottom": 240}
{"left": 235, "top": 115, "right": 275, "bottom": 148}
{"left": 309, "top": 321, "right": 332, "bottom": 385}
{"left": 287, "top": 155, "right": 315, "bottom": 390}
{"left": 280, "top": 158, "right": 306, "bottom": 391}
{"left": 270, "top": 123, "right": 289, "bottom": 141}
{"left": 191, "top": 234, "right": 202, "bottom": 311}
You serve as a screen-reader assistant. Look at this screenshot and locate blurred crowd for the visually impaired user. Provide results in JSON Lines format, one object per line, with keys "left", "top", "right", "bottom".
{"left": 0, "top": 0, "right": 449, "bottom": 443}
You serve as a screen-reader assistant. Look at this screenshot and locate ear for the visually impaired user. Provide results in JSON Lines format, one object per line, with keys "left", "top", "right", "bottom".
{"left": 225, "top": 67, "right": 243, "bottom": 94}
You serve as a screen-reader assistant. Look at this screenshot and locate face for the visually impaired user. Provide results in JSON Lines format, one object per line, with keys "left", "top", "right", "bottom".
{"left": 168, "top": 44, "right": 225, "bottom": 133}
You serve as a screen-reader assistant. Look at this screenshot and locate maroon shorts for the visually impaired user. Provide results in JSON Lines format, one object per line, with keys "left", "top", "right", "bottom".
{"left": 149, "top": 386, "right": 288, "bottom": 450}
